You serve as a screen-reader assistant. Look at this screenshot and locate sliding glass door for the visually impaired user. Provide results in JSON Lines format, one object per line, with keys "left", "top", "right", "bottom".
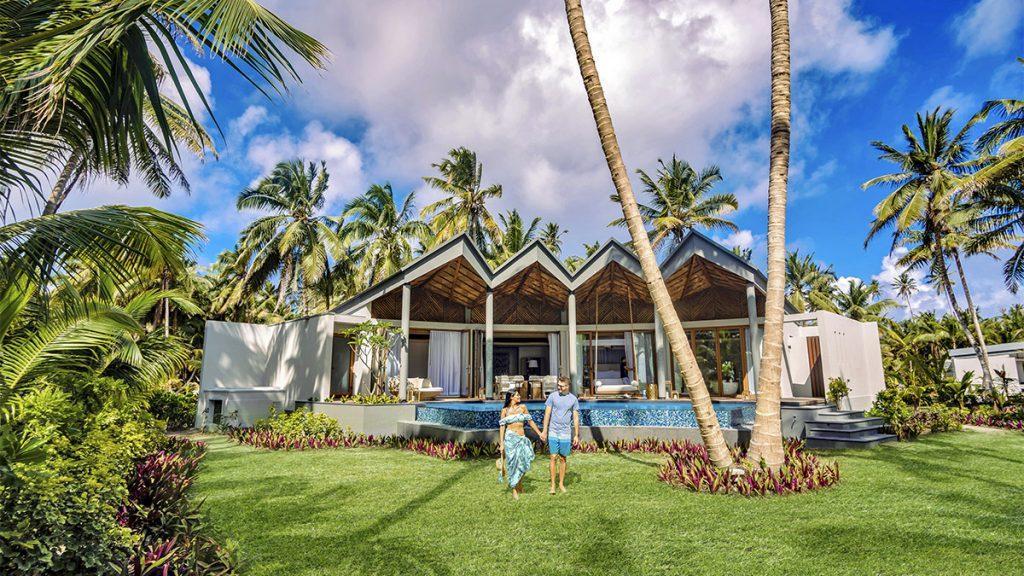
{"left": 670, "top": 326, "right": 748, "bottom": 397}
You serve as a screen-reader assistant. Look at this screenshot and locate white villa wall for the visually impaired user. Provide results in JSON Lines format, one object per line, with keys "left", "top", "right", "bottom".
{"left": 782, "top": 322, "right": 815, "bottom": 398}
{"left": 951, "top": 353, "right": 1023, "bottom": 394}
{"left": 816, "top": 312, "right": 885, "bottom": 410}
{"left": 197, "top": 316, "right": 333, "bottom": 427}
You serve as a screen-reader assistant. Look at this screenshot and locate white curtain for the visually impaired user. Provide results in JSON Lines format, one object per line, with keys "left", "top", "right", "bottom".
{"left": 548, "top": 333, "right": 560, "bottom": 376}
{"left": 624, "top": 332, "right": 635, "bottom": 381}
{"left": 428, "top": 330, "right": 463, "bottom": 396}
{"left": 633, "top": 332, "right": 655, "bottom": 384}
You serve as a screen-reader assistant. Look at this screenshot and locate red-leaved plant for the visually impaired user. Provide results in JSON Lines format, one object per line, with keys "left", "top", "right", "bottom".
{"left": 658, "top": 439, "right": 840, "bottom": 496}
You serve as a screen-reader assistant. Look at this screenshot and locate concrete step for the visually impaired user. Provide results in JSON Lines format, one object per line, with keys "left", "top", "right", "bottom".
{"left": 806, "top": 424, "right": 886, "bottom": 438}
{"left": 805, "top": 432, "right": 897, "bottom": 450}
{"left": 813, "top": 410, "right": 865, "bottom": 421}
{"left": 807, "top": 417, "right": 885, "bottom": 431}
{"left": 781, "top": 398, "right": 829, "bottom": 407}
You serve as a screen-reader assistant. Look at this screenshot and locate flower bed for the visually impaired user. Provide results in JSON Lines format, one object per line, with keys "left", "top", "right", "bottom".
{"left": 658, "top": 439, "right": 840, "bottom": 496}
{"left": 963, "top": 412, "right": 1024, "bottom": 431}
{"left": 118, "top": 436, "right": 236, "bottom": 575}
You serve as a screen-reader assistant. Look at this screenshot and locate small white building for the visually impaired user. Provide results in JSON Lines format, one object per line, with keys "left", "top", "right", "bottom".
{"left": 196, "top": 232, "right": 888, "bottom": 426}
{"left": 949, "top": 342, "right": 1024, "bottom": 395}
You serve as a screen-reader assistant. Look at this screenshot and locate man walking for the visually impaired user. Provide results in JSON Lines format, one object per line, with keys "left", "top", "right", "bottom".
{"left": 540, "top": 376, "right": 580, "bottom": 494}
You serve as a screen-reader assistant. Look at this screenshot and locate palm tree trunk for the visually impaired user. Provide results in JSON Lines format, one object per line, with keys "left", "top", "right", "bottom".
{"left": 162, "top": 268, "right": 171, "bottom": 338}
{"left": 905, "top": 295, "right": 914, "bottom": 320}
{"left": 746, "top": 0, "right": 790, "bottom": 470}
{"left": 563, "top": 0, "right": 732, "bottom": 468}
{"left": 276, "top": 255, "right": 294, "bottom": 313}
{"left": 951, "top": 248, "right": 994, "bottom": 389}
{"left": 42, "top": 152, "right": 82, "bottom": 216}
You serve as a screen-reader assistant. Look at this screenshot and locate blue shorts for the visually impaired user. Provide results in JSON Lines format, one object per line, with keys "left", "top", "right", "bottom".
{"left": 548, "top": 436, "right": 572, "bottom": 457}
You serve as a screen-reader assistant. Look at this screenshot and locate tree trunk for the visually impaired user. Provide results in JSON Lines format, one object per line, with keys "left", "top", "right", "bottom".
{"left": 162, "top": 269, "right": 171, "bottom": 338}
{"left": 563, "top": 0, "right": 732, "bottom": 468}
{"left": 746, "top": 0, "right": 790, "bottom": 470}
{"left": 951, "top": 248, "right": 994, "bottom": 389}
{"left": 42, "top": 153, "right": 82, "bottom": 216}
{"left": 276, "top": 255, "right": 294, "bottom": 313}
{"left": 904, "top": 295, "right": 914, "bottom": 320}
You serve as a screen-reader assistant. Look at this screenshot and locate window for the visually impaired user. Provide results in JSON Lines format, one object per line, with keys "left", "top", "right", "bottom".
{"left": 210, "top": 399, "right": 223, "bottom": 425}
{"left": 671, "top": 327, "right": 748, "bottom": 397}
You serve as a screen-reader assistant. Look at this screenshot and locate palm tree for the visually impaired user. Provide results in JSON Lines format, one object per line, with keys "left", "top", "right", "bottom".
{"left": 0, "top": 0, "right": 328, "bottom": 207}
{"left": 563, "top": 255, "right": 585, "bottom": 272}
{"left": 231, "top": 160, "right": 341, "bottom": 314}
{"left": 341, "top": 183, "right": 429, "bottom": 287}
{"left": 584, "top": 241, "right": 602, "bottom": 257}
{"left": 821, "top": 279, "right": 898, "bottom": 322}
{"left": 563, "top": 0, "right": 732, "bottom": 468}
{"left": 421, "top": 147, "right": 503, "bottom": 248}
{"left": 746, "top": 0, "right": 791, "bottom": 469}
{"left": 731, "top": 245, "right": 753, "bottom": 262}
{"left": 863, "top": 108, "right": 995, "bottom": 390}
{"left": 490, "top": 210, "right": 541, "bottom": 266}
{"left": 611, "top": 156, "right": 738, "bottom": 254}
{"left": 785, "top": 251, "right": 836, "bottom": 313}
{"left": 0, "top": 206, "right": 201, "bottom": 467}
{"left": 540, "top": 222, "right": 568, "bottom": 255}
{"left": 892, "top": 271, "right": 918, "bottom": 319}
{"left": 968, "top": 59, "right": 1024, "bottom": 188}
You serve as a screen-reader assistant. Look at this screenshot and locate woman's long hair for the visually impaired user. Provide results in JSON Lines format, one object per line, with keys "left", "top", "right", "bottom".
{"left": 502, "top": 390, "right": 516, "bottom": 410}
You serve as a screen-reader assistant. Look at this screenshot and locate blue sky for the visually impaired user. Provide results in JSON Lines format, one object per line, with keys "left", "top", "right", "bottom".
{"left": 53, "top": 0, "right": 1023, "bottom": 316}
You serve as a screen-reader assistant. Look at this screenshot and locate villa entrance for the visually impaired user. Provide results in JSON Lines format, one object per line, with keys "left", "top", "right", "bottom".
{"left": 670, "top": 326, "right": 749, "bottom": 397}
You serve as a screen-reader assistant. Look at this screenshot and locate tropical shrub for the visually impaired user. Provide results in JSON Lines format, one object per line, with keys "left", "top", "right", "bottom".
{"left": 117, "top": 437, "right": 235, "bottom": 575}
{"left": 867, "top": 386, "right": 965, "bottom": 440}
{"left": 149, "top": 387, "right": 198, "bottom": 431}
{"left": 324, "top": 393, "right": 401, "bottom": 405}
{"left": 658, "top": 440, "right": 840, "bottom": 496}
{"left": 253, "top": 406, "right": 344, "bottom": 441}
{"left": 0, "top": 376, "right": 163, "bottom": 575}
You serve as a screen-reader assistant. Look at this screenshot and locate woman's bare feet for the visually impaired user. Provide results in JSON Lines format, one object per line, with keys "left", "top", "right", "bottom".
{"left": 512, "top": 488, "right": 520, "bottom": 501}
{"left": 549, "top": 486, "right": 556, "bottom": 495}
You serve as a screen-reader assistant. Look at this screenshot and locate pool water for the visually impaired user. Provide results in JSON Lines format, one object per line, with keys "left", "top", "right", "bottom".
{"left": 416, "top": 400, "right": 755, "bottom": 430}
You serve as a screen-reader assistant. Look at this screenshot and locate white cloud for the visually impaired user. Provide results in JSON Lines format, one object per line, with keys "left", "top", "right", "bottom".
{"left": 245, "top": 121, "right": 365, "bottom": 210}
{"left": 921, "top": 85, "right": 976, "bottom": 114}
{"left": 953, "top": 0, "right": 1024, "bottom": 59}
{"left": 260, "top": 0, "right": 898, "bottom": 253}
{"left": 230, "top": 105, "right": 271, "bottom": 139}
{"left": 161, "top": 56, "right": 214, "bottom": 123}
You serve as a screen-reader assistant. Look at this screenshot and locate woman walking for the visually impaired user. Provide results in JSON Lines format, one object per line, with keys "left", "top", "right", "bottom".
{"left": 498, "top": 390, "right": 541, "bottom": 500}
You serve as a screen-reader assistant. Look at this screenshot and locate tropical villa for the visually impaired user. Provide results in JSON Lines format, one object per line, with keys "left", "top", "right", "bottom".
{"left": 949, "top": 342, "right": 1024, "bottom": 395}
{"left": 197, "top": 230, "right": 887, "bottom": 445}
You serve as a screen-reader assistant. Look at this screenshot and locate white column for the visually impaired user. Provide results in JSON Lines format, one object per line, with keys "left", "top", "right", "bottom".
{"left": 399, "top": 283, "right": 411, "bottom": 401}
{"left": 567, "top": 292, "right": 578, "bottom": 395}
{"left": 485, "top": 290, "right": 494, "bottom": 398}
{"left": 746, "top": 283, "right": 760, "bottom": 394}
{"left": 654, "top": 310, "right": 667, "bottom": 399}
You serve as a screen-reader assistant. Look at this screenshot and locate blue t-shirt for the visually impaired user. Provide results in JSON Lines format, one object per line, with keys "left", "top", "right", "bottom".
{"left": 545, "top": 392, "right": 579, "bottom": 438}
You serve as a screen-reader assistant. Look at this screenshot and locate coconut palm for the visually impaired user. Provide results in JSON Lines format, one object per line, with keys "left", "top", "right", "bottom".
{"left": 731, "top": 245, "right": 753, "bottom": 262}
{"left": 820, "top": 279, "right": 898, "bottom": 322}
{"left": 968, "top": 59, "right": 1024, "bottom": 188}
{"left": 584, "top": 241, "right": 602, "bottom": 257}
{"left": 490, "top": 210, "right": 541, "bottom": 266}
{"left": 611, "top": 156, "right": 738, "bottom": 255}
{"left": 863, "top": 107, "right": 995, "bottom": 390}
{"left": 785, "top": 251, "right": 836, "bottom": 313}
{"left": 421, "top": 147, "right": 503, "bottom": 248}
{"left": 892, "top": 271, "right": 918, "bottom": 319}
{"left": 540, "top": 222, "right": 568, "bottom": 255}
{"left": 563, "top": 255, "right": 585, "bottom": 272}
{"left": 231, "top": 160, "right": 341, "bottom": 314}
{"left": 563, "top": 0, "right": 732, "bottom": 468}
{"left": 746, "top": 0, "right": 792, "bottom": 469}
{"left": 340, "top": 183, "right": 429, "bottom": 288}
{"left": 0, "top": 0, "right": 327, "bottom": 206}
{"left": 969, "top": 177, "right": 1024, "bottom": 292}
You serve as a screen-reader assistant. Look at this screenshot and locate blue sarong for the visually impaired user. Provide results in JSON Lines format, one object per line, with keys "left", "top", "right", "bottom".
{"left": 498, "top": 413, "right": 535, "bottom": 488}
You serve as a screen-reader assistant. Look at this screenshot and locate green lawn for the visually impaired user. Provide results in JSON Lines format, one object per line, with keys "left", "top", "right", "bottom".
{"left": 195, "top": 430, "right": 1024, "bottom": 576}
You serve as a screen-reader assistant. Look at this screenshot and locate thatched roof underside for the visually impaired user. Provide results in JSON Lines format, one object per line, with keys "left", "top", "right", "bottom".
{"left": 369, "top": 254, "right": 763, "bottom": 325}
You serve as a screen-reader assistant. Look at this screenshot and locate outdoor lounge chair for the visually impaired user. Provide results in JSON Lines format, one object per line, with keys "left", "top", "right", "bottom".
{"left": 541, "top": 375, "right": 558, "bottom": 396}
{"left": 408, "top": 377, "right": 443, "bottom": 401}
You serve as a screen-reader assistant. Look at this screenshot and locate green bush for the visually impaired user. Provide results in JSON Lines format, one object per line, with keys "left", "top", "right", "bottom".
{"left": 325, "top": 393, "right": 400, "bottom": 405}
{"left": 1, "top": 376, "right": 162, "bottom": 575}
{"left": 826, "top": 376, "right": 851, "bottom": 407}
{"left": 867, "top": 384, "right": 965, "bottom": 440}
{"left": 148, "top": 387, "right": 198, "bottom": 430}
{"left": 254, "top": 406, "right": 344, "bottom": 441}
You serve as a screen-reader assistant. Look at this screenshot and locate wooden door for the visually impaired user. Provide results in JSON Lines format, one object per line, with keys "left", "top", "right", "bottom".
{"left": 806, "top": 336, "right": 825, "bottom": 397}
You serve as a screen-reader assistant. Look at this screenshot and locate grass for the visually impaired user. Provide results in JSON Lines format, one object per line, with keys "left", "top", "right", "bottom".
{"left": 195, "top": 430, "right": 1024, "bottom": 576}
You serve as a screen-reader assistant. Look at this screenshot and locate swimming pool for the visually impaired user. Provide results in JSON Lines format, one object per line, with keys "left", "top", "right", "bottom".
{"left": 415, "top": 400, "right": 755, "bottom": 430}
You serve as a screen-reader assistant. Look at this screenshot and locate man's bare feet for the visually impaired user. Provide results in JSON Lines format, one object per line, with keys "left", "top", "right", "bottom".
{"left": 559, "top": 484, "right": 567, "bottom": 493}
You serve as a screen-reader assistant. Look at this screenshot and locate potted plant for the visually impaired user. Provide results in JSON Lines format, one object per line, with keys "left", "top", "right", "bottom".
{"left": 827, "top": 376, "right": 852, "bottom": 410}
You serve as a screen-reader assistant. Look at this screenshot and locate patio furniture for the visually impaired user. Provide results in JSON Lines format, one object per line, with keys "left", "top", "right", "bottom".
{"left": 541, "top": 375, "right": 558, "bottom": 396}
{"left": 595, "top": 377, "right": 640, "bottom": 398}
{"left": 408, "top": 377, "right": 443, "bottom": 401}
{"left": 529, "top": 381, "right": 542, "bottom": 400}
